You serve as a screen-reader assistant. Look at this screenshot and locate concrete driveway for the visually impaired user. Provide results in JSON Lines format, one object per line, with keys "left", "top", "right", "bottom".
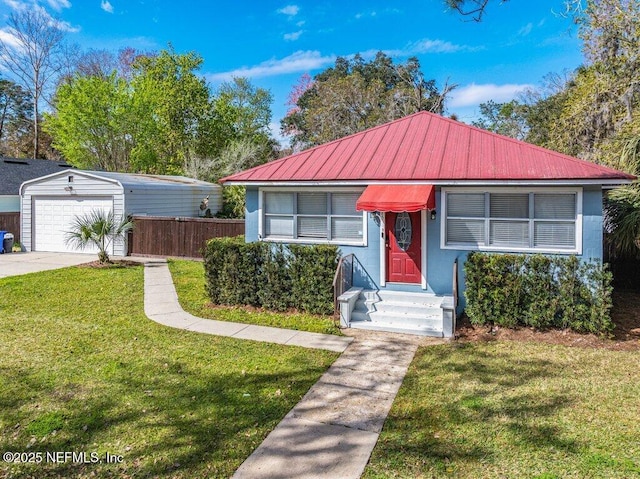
{"left": 0, "top": 252, "right": 96, "bottom": 278}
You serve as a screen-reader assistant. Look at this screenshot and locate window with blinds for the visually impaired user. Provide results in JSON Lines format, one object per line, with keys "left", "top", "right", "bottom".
{"left": 445, "top": 191, "right": 578, "bottom": 252}
{"left": 263, "top": 191, "right": 364, "bottom": 243}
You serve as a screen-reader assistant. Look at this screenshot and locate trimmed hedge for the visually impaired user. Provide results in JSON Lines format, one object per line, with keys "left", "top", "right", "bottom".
{"left": 203, "top": 236, "right": 340, "bottom": 315}
{"left": 464, "top": 252, "right": 613, "bottom": 334}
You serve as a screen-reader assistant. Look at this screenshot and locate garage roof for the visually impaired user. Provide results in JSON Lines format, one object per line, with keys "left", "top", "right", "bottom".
{"left": 19, "top": 169, "right": 219, "bottom": 193}
{"left": 85, "top": 171, "right": 218, "bottom": 190}
{"left": 0, "top": 157, "right": 74, "bottom": 195}
{"left": 222, "top": 111, "right": 635, "bottom": 185}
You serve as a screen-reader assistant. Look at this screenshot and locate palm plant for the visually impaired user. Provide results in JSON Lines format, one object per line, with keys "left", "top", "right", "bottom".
{"left": 603, "top": 185, "right": 640, "bottom": 258}
{"left": 65, "top": 209, "right": 133, "bottom": 264}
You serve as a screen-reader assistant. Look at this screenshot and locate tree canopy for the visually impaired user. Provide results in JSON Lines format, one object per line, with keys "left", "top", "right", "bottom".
{"left": 281, "top": 52, "right": 455, "bottom": 149}
{"left": 45, "top": 48, "right": 276, "bottom": 177}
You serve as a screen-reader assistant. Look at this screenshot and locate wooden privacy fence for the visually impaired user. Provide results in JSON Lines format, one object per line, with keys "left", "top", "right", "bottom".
{"left": 0, "top": 213, "right": 20, "bottom": 243}
{"left": 128, "top": 216, "right": 244, "bottom": 258}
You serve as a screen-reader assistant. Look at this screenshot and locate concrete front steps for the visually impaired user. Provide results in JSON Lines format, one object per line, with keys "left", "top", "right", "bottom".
{"left": 338, "top": 288, "right": 455, "bottom": 338}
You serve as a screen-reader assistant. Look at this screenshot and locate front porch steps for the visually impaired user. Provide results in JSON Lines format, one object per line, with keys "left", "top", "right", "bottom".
{"left": 339, "top": 289, "right": 454, "bottom": 338}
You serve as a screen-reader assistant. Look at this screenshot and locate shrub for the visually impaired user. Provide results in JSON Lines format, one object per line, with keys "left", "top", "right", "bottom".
{"left": 258, "top": 244, "right": 292, "bottom": 311}
{"left": 216, "top": 185, "right": 246, "bottom": 219}
{"left": 203, "top": 237, "right": 339, "bottom": 315}
{"left": 289, "top": 245, "right": 341, "bottom": 315}
{"left": 464, "top": 252, "right": 613, "bottom": 334}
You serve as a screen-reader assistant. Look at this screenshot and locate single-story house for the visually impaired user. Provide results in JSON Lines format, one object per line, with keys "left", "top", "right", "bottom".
{"left": 20, "top": 169, "right": 221, "bottom": 256}
{"left": 222, "top": 111, "right": 635, "bottom": 338}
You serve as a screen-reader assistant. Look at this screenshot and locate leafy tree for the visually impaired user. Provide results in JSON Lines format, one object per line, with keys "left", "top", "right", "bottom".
{"left": 282, "top": 52, "right": 454, "bottom": 148}
{"left": 45, "top": 73, "right": 136, "bottom": 170}
{"left": 520, "top": 78, "right": 572, "bottom": 148}
{"left": 215, "top": 78, "right": 273, "bottom": 141}
{"left": 545, "top": 1, "right": 640, "bottom": 161}
{"left": 0, "top": 8, "right": 67, "bottom": 159}
{"left": 65, "top": 209, "right": 133, "bottom": 264}
{"left": 199, "top": 77, "right": 276, "bottom": 164}
{"left": 130, "top": 48, "right": 211, "bottom": 174}
{"left": 47, "top": 47, "right": 226, "bottom": 175}
{"left": 472, "top": 100, "right": 529, "bottom": 140}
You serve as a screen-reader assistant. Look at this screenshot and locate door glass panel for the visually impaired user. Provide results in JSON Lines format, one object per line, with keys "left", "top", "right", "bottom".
{"left": 394, "top": 212, "right": 412, "bottom": 251}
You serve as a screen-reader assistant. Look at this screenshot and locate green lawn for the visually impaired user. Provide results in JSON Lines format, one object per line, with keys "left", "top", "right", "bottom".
{"left": 168, "top": 259, "right": 341, "bottom": 335}
{"left": 363, "top": 341, "right": 640, "bottom": 479}
{"left": 0, "top": 265, "right": 337, "bottom": 478}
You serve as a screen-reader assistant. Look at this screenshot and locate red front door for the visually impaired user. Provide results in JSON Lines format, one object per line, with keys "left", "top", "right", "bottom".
{"left": 386, "top": 211, "right": 421, "bottom": 283}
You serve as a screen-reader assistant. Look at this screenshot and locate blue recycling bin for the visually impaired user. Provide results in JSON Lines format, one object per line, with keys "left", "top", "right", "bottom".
{"left": 0, "top": 231, "right": 5, "bottom": 254}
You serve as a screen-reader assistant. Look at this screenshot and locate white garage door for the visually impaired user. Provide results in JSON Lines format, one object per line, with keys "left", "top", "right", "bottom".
{"left": 33, "top": 196, "right": 114, "bottom": 253}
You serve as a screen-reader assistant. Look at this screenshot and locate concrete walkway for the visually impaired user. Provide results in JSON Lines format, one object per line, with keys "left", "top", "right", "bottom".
{"left": 232, "top": 333, "right": 422, "bottom": 479}
{"left": 144, "top": 260, "right": 353, "bottom": 353}
{"left": 143, "top": 259, "right": 441, "bottom": 479}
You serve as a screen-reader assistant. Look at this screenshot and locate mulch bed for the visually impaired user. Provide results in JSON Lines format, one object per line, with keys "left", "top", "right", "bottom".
{"left": 78, "top": 259, "right": 143, "bottom": 269}
{"left": 455, "top": 290, "right": 640, "bottom": 351}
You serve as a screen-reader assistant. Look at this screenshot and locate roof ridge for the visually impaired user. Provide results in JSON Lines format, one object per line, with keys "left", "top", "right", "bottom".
{"left": 220, "top": 112, "right": 428, "bottom": 182}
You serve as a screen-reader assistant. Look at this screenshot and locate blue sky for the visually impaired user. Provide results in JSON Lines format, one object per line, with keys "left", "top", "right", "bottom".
{"left": 0, "top": 0, "right": 585, "bottom": 145}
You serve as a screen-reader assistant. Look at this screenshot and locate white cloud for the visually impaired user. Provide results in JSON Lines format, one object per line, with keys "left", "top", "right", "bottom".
{"left": 407, "top": 39, "right": 471, "bottom": 54}
{"left": 283, "top": 30, "right": 303, "bottom": 41}
{"left": 356, "top": 8, "right": 399, "bottom": 20}
{"left": 49, "top": 14, "right": 79, "bottom": 32}
{"left": 1, "top": 1, "right": 79, "bottom": 32}
{"left": 449, "top": 83, "right": 535, "bottom": 108}
{"left": 2, "top": 0, "right": 25, "bottom": 9}
{"left": 0, "top": 28, "right": 23, "bottom": 49}
{"left": 355, "top": 10, "right": 376, "bottom": 19}
{"left": 518, "top": 22, "right": 533, "bottom": 36}
{"left": 101, "top": 0, "right": 113, "bottom": 13}
{"left": 371, "top": 38, "right": 478, "bottom": 58}
{"left": 207, "top": 50, "right": 336, "bottom": 82}
{"left": 4, "top": 0, "right": 71, "bottom": 9}
{"left": 45, "top": 0, "right": 71, "bottom": 10}
{"left": 277, "top": 4, "right": 299, "bottom": 16}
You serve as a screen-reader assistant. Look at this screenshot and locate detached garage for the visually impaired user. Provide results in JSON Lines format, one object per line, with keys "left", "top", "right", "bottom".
{"left": 20, "top": 170, "right": 221, "bottom": 255}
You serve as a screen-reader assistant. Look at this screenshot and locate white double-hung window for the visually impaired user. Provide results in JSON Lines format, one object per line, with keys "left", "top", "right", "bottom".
{"left": 443, "top": 188, "right": 581, "bottom": 253}
{"left": 261, "top": 190, "right": 365, "bottom": 244}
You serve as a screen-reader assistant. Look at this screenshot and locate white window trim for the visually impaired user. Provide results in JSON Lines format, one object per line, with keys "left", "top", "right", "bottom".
{"left": 258, "top": 187, "right": 368, "bottom": 246}
{"left": 440, "top": 187, "right": 583, "bottom": 255}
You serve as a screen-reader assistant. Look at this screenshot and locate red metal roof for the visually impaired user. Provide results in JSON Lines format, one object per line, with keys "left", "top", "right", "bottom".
{"left": 356, "top": 184, "right": 436, "bottom": 212}
{"left": 222, "top": 111, "right": 635, "bottom": 183}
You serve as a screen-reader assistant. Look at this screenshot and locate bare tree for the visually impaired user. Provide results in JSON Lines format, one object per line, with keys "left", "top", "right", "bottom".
{"left": 0, "top": 9, "right": 66, "bottom": 158}
{"left": 446, "top": 0, "right": 495, "bottom": 22}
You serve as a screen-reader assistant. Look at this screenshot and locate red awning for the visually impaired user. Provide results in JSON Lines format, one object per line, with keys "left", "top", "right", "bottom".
{"left": 356, "top": 184, "right": 436, "bottom": 212}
